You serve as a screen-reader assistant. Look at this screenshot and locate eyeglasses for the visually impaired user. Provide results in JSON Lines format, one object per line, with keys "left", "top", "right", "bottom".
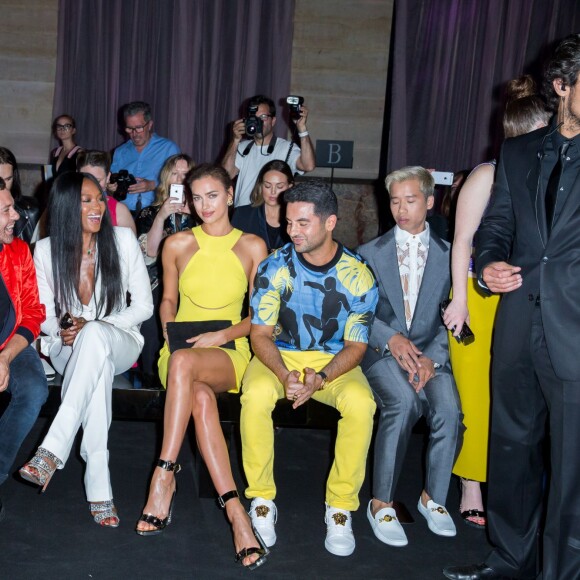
{"left": 258, "top": 114, "right": 272, "bottom": 120}
{"left": 125, "top": 123, "right": 150, "bottom": 134}
{"left": 55, "top": 124, "right": 73, "bottom": 131}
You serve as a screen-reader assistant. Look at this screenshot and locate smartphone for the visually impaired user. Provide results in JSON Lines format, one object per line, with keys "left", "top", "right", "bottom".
{"left": 59, "top": 312, "right": 74, "bottom": 330}
{"left": 432, "top": 171, "right": 454, "bottom": 186}
{"left": 169, "top": 183, "right": 184, "bottom": 204}
{"left": 439, "top": 299, "right": 475, "bottom": 345}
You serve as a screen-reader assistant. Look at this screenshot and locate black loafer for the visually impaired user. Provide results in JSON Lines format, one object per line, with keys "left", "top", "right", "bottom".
{"left": 442, "top": 563, "right": 509, "bottom": 579}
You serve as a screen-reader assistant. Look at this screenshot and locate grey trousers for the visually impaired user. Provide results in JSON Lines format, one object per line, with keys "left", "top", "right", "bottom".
{"left": 365, "top": 356, "right": 464, "bottom": 505}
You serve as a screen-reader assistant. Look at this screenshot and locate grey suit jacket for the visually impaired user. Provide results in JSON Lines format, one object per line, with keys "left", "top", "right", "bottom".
{"left": 357, "top": 228, "right": 452, "bottom": 373}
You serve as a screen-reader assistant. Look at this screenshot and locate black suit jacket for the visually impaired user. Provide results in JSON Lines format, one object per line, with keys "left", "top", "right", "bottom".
{"left": 231, "top": 204, "right": 287, "bottom": 252}
{"left": 475, "top": 122, "right": 580, "bottom": 380}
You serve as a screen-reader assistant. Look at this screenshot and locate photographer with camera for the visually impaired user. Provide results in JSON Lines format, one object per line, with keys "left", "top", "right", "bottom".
{"left": 222, "top": 95, "right": 315, "bottom": 208}
{"left": 111, "top": 101, "right": 180, "bottom": 214}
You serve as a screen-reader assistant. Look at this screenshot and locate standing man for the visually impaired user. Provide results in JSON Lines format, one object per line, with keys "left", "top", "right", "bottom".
{"left": 358, "top": 167, "right": 463, "bottom": 549}
{"left": 111, "top": 101, "right": 180, "bottom": 214}
{"left": 0, "top": 182, "right": 47, "bottom": 521}
{"left": 240, "top": 180, "right": 378, "bottom": 556}
{"left": 444, "top": 33, "right": 580, "bottom": 580}
{"left": 222, "top": 95, "right": 316, "bottom": 207}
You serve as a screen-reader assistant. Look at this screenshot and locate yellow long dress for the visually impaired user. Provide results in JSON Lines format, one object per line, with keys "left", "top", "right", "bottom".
{"left": 157, "top": 226, "right": 251, "bottom": 390}
{"left": 450, "top": 275, "right": 500, "bottom": 482}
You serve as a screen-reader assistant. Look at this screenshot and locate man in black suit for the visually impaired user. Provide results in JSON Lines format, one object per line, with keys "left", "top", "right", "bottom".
{"left": 444, "top": 34, "right": 580, "bottom": 580}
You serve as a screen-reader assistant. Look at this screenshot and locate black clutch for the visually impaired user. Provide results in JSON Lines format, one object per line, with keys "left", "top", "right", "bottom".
{"left": 166, "top": 321, "right": 235, "bottom": 353}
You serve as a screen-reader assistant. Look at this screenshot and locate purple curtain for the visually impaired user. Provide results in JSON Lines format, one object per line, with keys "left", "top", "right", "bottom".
{"left": 387, "top": 0, "right": 580, "bottom": 173}
{"left": 53, "top": 0, "right": 295, "bottom": 164}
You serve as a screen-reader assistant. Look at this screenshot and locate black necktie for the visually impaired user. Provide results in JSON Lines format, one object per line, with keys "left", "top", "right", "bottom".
{"left": 545, "top": 141, "right": 570, "bottom": 236}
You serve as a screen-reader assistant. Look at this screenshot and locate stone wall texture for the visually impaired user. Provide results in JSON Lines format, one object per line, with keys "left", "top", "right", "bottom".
{"left": 2, "top": 0, "right": 393, "bottom": 245}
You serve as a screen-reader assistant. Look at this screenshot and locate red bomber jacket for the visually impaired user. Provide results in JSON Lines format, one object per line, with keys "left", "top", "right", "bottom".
{"left": 0, "top": 238, "right": 45, "bottom": 351}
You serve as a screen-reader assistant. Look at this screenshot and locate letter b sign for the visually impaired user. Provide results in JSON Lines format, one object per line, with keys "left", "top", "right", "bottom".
{"left": 315, "top": 140, "right": 354, "bottom": 169}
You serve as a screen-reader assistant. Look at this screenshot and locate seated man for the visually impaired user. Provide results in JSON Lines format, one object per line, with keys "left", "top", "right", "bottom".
{"left": 357, "top": 166, "right": 464, "bottom": 547}
{"left": 240, "top": 180, "right": 378, "bottom": 556}
{"left": 222, "top": 94, "right": 315, "bottom": 208}
{"left": 0, "top": 182, "right": 47, "bottom": 520}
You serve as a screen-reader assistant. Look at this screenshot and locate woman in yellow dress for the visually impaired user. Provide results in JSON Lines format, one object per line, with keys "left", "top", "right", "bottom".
{"left": 135, "top": 164, "right": 268, "bottom": 569}
{"left": 443, "top": 76, "right": 550, "bottom": 528}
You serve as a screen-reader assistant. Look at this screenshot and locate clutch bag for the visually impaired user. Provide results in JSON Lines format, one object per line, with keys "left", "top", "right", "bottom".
{"left": 166, "top": 321, "right": 235, "bottom": 353}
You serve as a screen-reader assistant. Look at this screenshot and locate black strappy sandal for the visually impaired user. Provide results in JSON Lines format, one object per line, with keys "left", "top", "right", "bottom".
{"left": 218, "top": 490, "right": 269, "bottom": 570}
{"left": 136, "top": 459, "right": 181, "bottom": 536}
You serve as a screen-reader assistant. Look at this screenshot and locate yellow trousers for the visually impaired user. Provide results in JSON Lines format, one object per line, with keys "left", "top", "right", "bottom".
{"left": 240, "top": 350, "right": 376, "bottom": 511}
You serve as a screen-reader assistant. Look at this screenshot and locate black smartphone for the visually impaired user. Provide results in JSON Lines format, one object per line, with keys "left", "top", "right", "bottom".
{"left": 59, "top": 312, "right": 74, "bottom": 330}
{"left": 440, "top": 299, "right": 475, "bottom": 345}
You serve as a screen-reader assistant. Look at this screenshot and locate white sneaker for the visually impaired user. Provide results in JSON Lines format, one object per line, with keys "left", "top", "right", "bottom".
{"left": 366, "top": 501, "right": 408, "bottom": 547}
{"left": 417, "top": 498, "right": 456, "bottom": 537}
{"left": 324, "top": 504, "right": 355, "bottom": 556}
{"left": 249, "top": 497, "right": 277, "bottom": 547}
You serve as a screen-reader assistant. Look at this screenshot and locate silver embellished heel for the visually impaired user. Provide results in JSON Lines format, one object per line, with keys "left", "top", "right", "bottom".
{"left": 19, "top": 447, "right": 63, "bottom": 493}
{"left": 90, "top": 500, "right": 120, "bottom": 528}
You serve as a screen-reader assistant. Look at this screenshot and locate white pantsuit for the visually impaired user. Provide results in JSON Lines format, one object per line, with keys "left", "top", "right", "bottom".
{"left": 34, "top": 227, "right": 153, "bottom": 501}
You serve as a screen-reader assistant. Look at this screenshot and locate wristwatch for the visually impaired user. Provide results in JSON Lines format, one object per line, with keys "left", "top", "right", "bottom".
{"left": 316, "top": 371, "right": 328, "bottom": 390}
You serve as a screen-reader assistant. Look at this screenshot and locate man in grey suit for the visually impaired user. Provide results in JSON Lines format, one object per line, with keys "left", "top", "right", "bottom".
{"left": 358, "top": 166, "right": 464, "bottom": 548}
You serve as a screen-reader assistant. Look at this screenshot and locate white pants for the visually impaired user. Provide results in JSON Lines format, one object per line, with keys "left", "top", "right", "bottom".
{"left": 42, "top": 321, "right": 141, "bottom": 501}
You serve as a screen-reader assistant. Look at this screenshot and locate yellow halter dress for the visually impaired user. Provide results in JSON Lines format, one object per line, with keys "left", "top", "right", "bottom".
{"left": 157, "top": 226, "right": 251, "bottom": 390}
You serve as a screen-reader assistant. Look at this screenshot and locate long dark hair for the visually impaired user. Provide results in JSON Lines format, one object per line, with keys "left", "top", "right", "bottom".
{"left": 250, "top": 160, "right": 295, "bottom": 207}
{"left": 48, "top": 172, "right": 123, "bottom": 318}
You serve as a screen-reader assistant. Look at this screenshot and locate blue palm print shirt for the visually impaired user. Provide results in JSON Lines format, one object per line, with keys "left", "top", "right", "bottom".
{"left": 251, "top": 242, "right": 378, "bottom": 355}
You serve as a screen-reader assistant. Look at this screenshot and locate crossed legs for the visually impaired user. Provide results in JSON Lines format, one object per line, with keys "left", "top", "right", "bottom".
{"left": 136, "top": 347, "right": 260, "bottom": 566}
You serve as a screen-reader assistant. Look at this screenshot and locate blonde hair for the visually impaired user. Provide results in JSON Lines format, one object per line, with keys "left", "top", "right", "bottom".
{"left": 385, "top": 166, "right": 434, "bottom": 200}
{"left": 152, "top": 154, "right": 195, "bottom": 206}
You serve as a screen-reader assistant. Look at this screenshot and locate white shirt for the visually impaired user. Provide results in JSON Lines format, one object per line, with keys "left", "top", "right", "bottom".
{"left": 394, "top": 223, "right": 430, "bottom": 329}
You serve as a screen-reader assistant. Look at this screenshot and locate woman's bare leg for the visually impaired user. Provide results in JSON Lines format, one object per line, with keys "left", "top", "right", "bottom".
{"left": 190, "top": 375, "right": 261, "bottom": 566}
{"left": 136, "top": 349, "right": 197, "bottom": 533}
{"left": 137, "top": 348, "right": 262, "bottom": 563}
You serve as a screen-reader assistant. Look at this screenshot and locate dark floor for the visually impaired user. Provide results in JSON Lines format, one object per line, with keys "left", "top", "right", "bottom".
{"left": 0, "top": 416, "right": 492, "bottom": 579}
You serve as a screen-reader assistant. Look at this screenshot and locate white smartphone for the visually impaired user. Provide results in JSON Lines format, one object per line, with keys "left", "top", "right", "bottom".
{"left": 432, "top": 171, "right": 454, "bottom": 186}
{"left": 169, "top": 183, "right": 184, "bottom": 204}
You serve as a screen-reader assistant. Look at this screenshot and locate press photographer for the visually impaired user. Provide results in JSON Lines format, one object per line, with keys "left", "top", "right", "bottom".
{"left": 110, "top": 101, "right": 180, "bottom": 214}
{"left": 222, "top": 94, "right": 315, "bottom": 208}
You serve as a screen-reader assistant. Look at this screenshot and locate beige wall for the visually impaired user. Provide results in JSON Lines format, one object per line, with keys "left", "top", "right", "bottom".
{"left": 292, "top": 0, "right": 393, "bottom": 180}
{"left": 0, "top": 0, "right": 393, "bottom": 245}
{"left": 0, "top": 0, "right": 58, "bottom": 165}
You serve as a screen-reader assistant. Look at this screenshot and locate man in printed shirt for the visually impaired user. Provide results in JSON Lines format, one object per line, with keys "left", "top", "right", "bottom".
{"left": 240, "top": 180, "right": 378, "bottom": 556}
{"left": 358, "top": 166, "right": 464, "bottom": 549}
{"left": 0, "top": 183, "right": 47, "bottom": 521}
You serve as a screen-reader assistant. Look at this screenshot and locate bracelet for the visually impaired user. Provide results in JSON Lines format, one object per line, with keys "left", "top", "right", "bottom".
{"left": 298, "top": 130, "right": 309, "bottom": 138}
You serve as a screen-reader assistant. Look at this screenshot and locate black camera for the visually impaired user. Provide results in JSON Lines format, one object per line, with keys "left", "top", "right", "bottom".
{"left": 286, "top": 95, "right": 304, "bottom": 121}
{"left": 244, "top": 103, "right": 263, "bottom": 137}
{"left": 109, "top": 169, "right": 136, "bottom": 201}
